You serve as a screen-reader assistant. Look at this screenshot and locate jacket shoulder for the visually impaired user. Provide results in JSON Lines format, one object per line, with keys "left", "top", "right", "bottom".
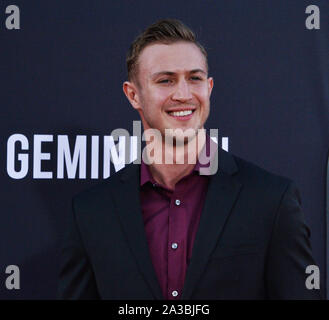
{"left": 73, "top": 163, "right": 138, "bottom": 212}
{"left": 231, "top": 154, "right": 294, "bottom": 195}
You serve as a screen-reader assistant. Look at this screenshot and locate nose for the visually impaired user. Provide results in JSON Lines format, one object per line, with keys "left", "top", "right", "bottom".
{"left": 171, "top": 79, "right": 192, "bottom": 102}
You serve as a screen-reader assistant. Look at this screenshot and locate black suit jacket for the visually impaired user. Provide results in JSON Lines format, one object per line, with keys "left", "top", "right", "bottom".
{"left": 58, "top": 149, "right": 322, "bottom": 299}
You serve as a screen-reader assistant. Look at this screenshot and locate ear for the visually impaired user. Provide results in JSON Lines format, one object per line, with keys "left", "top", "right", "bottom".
{"left": 123, "top": 81, "right": 142, "bottom": 110}
{"left": 207, "top": 77, "right": 214, "bottom": 97}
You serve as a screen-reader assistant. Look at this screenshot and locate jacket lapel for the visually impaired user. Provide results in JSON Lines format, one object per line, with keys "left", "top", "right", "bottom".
{"left": 110, "top": 148, "right": 242, "bottom": 300}
{"left": 111, "top": 164, "right": 163, "bottom": 300}
{"left": 181, "top": 149, "right": 242, "bottom": 300}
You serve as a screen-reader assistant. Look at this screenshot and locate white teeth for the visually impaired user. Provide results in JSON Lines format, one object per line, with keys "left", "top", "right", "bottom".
{"left": 169, "top": 110, "right": 193, "bottom": 117}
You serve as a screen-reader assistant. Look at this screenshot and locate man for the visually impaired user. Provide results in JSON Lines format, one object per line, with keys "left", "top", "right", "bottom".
{"left": 58, "top": 19, "right": 321, "bottom": 299}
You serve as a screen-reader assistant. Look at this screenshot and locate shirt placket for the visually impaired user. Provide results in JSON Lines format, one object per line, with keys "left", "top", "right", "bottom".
{"left": 167, "top": 183, "right": 187, "bottom": 300}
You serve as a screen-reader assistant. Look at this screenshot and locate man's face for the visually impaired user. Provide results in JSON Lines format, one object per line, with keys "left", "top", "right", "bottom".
{"left": 128, "top": 41, "right": 213, "bottom": 141}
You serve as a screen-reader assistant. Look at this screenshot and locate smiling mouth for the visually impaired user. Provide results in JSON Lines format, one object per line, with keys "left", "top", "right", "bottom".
{"left": 167, "top": 109, "right": 195, "bottom": 117}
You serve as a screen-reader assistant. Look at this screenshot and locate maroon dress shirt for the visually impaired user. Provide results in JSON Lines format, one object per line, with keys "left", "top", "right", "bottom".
{"left": 140, "top": 136, "right": 217, "bottom": 300}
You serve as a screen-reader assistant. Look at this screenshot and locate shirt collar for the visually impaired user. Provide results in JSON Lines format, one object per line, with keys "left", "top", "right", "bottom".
{"left": 140, "top": 134, "right": 218, "bottom": 187}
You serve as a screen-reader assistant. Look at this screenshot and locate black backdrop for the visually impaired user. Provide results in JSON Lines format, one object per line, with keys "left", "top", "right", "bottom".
{"left": 1, "top": 0, "right": 328, "bottom": 299}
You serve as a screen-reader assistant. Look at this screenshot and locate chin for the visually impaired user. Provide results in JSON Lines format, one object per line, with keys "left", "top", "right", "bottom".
{"left": 166, "top": 128, "right": 198, "bottom": 145}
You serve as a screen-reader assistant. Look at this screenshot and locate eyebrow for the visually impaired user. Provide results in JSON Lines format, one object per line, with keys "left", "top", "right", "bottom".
{"left": 151, "top": 69, "right": 207, "bottom": 79}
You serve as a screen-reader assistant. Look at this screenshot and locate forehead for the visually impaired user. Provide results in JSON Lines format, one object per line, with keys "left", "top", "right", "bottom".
{"left": 137, "top": 42, "right": 207, "bottom": 77}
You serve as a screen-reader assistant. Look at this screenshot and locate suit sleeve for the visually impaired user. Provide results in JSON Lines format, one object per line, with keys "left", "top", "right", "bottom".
{"left": 57, "top": 198, "right": 100, "bottom": 299}
{"left": 265, "top": 182, "right": 323, "bottom": 299}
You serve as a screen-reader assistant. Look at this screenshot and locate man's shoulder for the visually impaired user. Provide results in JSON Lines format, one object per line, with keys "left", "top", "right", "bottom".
{"left": 226, "top": 151, "right": 293, "bottom": 195}
{"left": 73, "top": 162, "right": 139, "bottom": 209}
{"left": 234, "top": 154, "right": 291, "bottom": 182}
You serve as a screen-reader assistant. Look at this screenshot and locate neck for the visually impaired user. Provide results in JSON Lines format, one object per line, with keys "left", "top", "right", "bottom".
{"left": 143, "top": 129, "right": 206, "bottom": 190}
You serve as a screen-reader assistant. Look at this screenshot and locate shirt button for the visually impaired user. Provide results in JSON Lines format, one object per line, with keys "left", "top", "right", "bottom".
{"left": 175, "top": 199, "right": 181, "bottom": 206}
{"left": 152, "top": 183, "right": 157, "bottom": 187}
{"left": 171, "top": 243, "right": 178, "bottom": 250}
{"left": 172, "top": 290, "right": 178, "bottom": 297}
